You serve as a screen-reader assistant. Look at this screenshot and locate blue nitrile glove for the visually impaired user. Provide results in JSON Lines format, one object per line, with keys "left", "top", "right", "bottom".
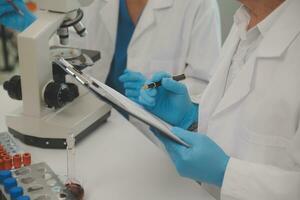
{"left": 156, "top": 127, "right": 229, "bottom": 187}
{"left": 0, "top": 0, "right": 36, "bottom": 32}
{"left": 119, "top": 69, "right": 146, "bottom": 102}
{"left": 139, "top": 71, "right": 198, "bottom": 129}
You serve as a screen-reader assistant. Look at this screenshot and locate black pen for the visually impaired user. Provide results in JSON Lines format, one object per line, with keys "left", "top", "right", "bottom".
{"left": 6, "top": 0, "right": 24, "bottom": 16}
{"left": 143, "top": 74, "right": 186, "bottom": 90}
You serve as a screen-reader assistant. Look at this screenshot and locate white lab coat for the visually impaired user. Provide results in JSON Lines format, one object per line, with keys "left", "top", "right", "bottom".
{"left": 68, "top": 0, "right": 221, "bottom": 98}
{"left": 199, "top": 0, "right": 300, "bottom": 199}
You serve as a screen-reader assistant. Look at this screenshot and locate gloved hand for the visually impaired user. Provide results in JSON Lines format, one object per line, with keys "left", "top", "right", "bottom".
{"left": 119, "top": 69, "right": 146, "bottom": 103}
{"left": 0, "top": 0, "right": 36, "bottom": 32}
{"left": 139, "top": 71, "right": 198, "bottom": 129}
{"left": 156, "top": 127, "right": 229, "bottom": 187}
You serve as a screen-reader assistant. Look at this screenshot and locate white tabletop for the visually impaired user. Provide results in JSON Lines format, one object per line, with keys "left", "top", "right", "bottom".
{"left": 0, "top": 87, "right": 214, "bottom": 200}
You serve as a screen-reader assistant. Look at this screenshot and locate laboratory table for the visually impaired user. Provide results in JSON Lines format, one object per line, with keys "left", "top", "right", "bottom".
{"left": 0, "top": 87, "right": 214, "bottom": 200}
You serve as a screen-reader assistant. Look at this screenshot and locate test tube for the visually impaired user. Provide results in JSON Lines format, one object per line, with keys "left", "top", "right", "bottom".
{"left": 66, "top": 134, "right": 76, "bottom": 183}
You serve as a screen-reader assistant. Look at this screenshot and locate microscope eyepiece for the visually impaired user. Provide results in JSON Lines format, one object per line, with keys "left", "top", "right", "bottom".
{"left": 58, "top": 9, "right": 87, "bottom": 45}
{"left": 73, "top": 22, "right": 87, "bottom": 37}
{"left": 57, "top": 27, "right": 69, "bottom": 45}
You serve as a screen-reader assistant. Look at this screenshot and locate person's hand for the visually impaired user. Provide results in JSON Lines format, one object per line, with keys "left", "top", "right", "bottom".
{"left": 139, "top": 71, "right": 198, "bottom": 129}
{"left": 0, "top": 0, "right": 36, "bottom": 32}
{"left": 119, "top": 69, "right": 146, "bottom": 103}
{"left": 156, "top": 127, "right": 229, "bottom": 187}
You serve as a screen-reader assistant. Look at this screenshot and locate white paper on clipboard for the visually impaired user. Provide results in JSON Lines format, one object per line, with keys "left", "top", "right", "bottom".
{"left": 87, "top": 76, "right": 189, "bottom": 147}
{"left": 54, "top": 57, "right": 189, "bottom": 147}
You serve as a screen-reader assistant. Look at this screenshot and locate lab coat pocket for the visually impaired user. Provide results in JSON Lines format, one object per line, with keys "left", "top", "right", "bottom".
{"left": 149, "top": 60, "right": 177, "bottom": 75}
{"left": 240, "top": 127, "right": 290, "bottom": 148}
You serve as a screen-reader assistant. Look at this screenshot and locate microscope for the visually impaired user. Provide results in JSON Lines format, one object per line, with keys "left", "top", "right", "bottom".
{"left": 3, "top": 0, "right": 111, "bottom": 149}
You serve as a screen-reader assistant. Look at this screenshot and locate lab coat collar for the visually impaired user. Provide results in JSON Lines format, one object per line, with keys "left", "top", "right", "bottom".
{"left": 129, "top": 0, "right": 174, "bottom": 47}
{"left": 99, "top": 0, "right": 119, "bottom": 47}
{"left": 98, "top": 0, "right": 174, "bottom": 49}
{"left": 209, "top": 25, "right": 246, "bottom": 118}
{"left": 152, "top": 0, "right": 174, "bottom": 10}
{"left": 198, "top": 25, "right": 241, "bottom": 127}
{"left": 210, "top": 0, "right": 300, "bottom": 118}
{"left": 257, "top": 0, "right": 300, "bottom": 58}
{"left": 212, "top": 50, "right": 257, "bottom": 118}
{"left": 101, "top": 0, "right": 174, "bottom": 6}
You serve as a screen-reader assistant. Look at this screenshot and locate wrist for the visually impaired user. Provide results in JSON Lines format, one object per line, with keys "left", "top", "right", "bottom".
{"left": 179, "top": 103, "right": 199, "bottom": 129}
{"left": 217, "top": 155, "right": 230, "bottom": 187}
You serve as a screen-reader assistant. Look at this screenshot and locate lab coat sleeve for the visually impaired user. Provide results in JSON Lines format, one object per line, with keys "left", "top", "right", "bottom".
{"left": 221, "top": 128, "right": 300, "bottom": 200}
{"left": 184, "top": 0, "right": 222, "bottom": 102}
{"left": 221, "top": 158, "right": 300, "bottom": 200}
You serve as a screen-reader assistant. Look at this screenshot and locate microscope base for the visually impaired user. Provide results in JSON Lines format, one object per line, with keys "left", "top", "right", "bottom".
{"left": 8, "top": 112, "right": 110, "bottom": 149}
{"left": 6, "top": 93, "right": 111, "bottom": 149}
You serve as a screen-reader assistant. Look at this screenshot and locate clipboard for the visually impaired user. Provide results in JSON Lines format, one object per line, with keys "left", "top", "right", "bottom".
{"left": 54, "top": 57, "right": 190, "bottom": 147}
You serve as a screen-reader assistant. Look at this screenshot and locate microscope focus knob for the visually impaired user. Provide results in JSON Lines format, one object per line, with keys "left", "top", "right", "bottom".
{"left": 3, "top": 75, "right": 22, "bottom": 100}
{"left": 66, "top": 83, "right": 80, "bottom": 100}
{"left": 44, "top": 82, "right": 79, "bottom": 109}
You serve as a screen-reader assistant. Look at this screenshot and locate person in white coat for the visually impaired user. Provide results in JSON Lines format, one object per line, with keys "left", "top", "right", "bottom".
{"left": 137, "top": 0, "right": 300, "bottom": 199}
{"left": 69, "top": 0, "right": 221, "bottom": 100}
